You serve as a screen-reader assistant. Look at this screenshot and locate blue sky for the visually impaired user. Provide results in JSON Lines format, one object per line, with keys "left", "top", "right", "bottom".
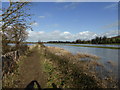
{"left": 2, "top": 2, "right": 119, "bottom": 41}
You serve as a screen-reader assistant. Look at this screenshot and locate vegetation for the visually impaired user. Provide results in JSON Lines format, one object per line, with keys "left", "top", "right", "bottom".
{"left": 47, "top": 35, "right": 120, "bottom": 44}
{"left": 1, "top": 1, "right": 119, "bottom": 89}
{"left": 3, "top": 44, "right": 118, "bottom": 88}
{"left": 89, "top": 36, "right": 120, "bottom": 44}
{"left": 1, "top": 2, "right": 31, "bottom": 54}
{"left": 2, "top": 50, "right": 31, "bottom": 88}
{"left": 42, "top": 45, "right": 118, "bottom": 88}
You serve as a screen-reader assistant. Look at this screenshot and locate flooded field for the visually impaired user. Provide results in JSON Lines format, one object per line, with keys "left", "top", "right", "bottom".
{"left": 44, "top": 43, "right": 119, "bottom": 80}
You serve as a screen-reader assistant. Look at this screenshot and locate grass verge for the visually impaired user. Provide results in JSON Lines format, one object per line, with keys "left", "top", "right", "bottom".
{"left": 42, "top": 47, "right": 103, "bottom": 88}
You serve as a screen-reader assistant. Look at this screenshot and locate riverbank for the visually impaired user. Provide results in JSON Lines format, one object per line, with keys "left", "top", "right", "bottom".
{"left": 2, "top": 44, "right": 118, "bottom": 88}
{"left": 47, "top": 43, "right": 120, "bottom": 45}
{"left": 68, "top": 45, "right": 120, "bottom": 49}
{"left": 43, "top": 46, "right": 117, "bottom": 88}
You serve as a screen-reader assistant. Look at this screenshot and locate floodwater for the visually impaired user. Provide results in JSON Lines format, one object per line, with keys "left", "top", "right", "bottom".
{"left": 44, "top": 44, "right": 119, "bottom": 63}
{"left": 44, "top": 43, "right": 119, "bottom": 80}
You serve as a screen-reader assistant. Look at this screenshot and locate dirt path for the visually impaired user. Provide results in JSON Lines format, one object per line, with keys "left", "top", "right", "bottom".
{"left": 16, "top": 47, "right": 47, "bottom": 88}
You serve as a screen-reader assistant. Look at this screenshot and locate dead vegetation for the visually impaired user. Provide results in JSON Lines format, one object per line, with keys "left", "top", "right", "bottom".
{"left": 2, "top": 44, "right": 118, "bottom": 88}
{"left": 43, "top": 46, "right": 118, "bottom": 88}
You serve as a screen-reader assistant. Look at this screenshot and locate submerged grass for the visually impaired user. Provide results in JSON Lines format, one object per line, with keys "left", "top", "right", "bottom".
{"left": 42, "top": 46, "right": 118, "bottom": 88}
{"left": 42, "top": 47, "right": 104, "bottom": 88}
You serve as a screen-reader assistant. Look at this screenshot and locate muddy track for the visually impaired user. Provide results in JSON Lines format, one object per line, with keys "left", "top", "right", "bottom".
{"left": 16, "top": 47, "right": 47, "bottom": 88}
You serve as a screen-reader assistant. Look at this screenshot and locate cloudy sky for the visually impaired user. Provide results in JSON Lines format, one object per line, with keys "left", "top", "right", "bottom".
{"left": 3, "top": 2, "right": 119, "bottom": 42}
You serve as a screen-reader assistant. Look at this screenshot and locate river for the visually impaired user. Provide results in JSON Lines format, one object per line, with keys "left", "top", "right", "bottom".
{"left": 44, "top": 43, "right": 119, "bottom": 80}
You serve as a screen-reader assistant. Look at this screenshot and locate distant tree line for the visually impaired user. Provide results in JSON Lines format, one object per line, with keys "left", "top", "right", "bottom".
{"left": 47, "top": 35, "right": 120, "bottom": 44}
{"left": 47, "top": 41, "right": 72, "bottom": 43}
{"left": 76, "top": 36, "right": 120, "bottom": 44}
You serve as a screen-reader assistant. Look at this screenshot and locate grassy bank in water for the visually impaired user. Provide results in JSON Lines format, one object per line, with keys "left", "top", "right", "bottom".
{"left": 42, "top": 46, "right": 117, "bottom": 88}
{"left": 3, "top": 44, "right": 118, "bottom": 88}
{"left": 68, "top": 45, "right": 120, "bottom": 49}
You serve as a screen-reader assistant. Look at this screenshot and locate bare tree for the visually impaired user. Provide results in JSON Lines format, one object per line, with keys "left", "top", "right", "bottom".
{"left": 6, "top": 23, "right": 28, "bottom": 48}
{"left": 1, "top": 1, "right": 32, "bottom": 53}
{"left": 1, "top": 2, "right": 31, "bottom": 31}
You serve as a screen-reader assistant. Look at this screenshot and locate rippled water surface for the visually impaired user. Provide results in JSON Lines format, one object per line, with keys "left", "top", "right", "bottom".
{"left": 44, "top": 43, "right": 119, "bottom": 79}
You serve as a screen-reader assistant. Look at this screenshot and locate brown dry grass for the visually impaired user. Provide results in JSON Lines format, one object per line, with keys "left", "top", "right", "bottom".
{"left": 3, "top": 44, "right": 118, "bottom": 88}
{"left": 44, "top": 46, "right": 118, "bottom": 88}
{"left": 2, "top": 45, "right": 47, "bottom": 88}
{"left": 76, "top": 52, "right": 100, "bottom": 60}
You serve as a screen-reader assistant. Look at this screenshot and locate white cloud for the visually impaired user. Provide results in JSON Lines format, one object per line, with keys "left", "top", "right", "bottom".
{"left": 30, "top": 22, "right": 39, "bottom": 26}
{"left": 27, "top": 30, "right": 119, "bottom": 42}
{"left": 38, "top": 31, "right": 45, "bottom": 34}
{"left": 63, "top": 31, "right": 71, "bottom": 34}
{"left": 27, "top": 30, "right": 73, "bottom": 42}
{"left": 104, "top": 3, "right": 118, "bottom": 9}
{"left": 76, "top": 31, "right": 98, "bottom": 40}
{"left": 102, "top": 30, "right": 119, "bottom": 37}
{"left": 64, "top": 2, "right": 79, "bottom": 9}
{"left": 39, "top": 16, "right": 45, "bottom": 18}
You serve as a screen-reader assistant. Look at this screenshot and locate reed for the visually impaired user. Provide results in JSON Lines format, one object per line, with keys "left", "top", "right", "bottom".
{"left": 42, "top": 46, "right": 118, "bottom": 88}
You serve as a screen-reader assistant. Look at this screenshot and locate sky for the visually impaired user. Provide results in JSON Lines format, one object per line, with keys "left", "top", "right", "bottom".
{"left": 2, "top": 2, "right": 119, "bottom": 42}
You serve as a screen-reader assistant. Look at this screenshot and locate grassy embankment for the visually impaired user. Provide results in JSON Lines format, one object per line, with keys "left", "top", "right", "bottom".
{"left": 2, "top": 45, "right": 48, "bottom": 88}
{"left": 42, "top": 46, "right": 117, "bottom": 88}
{"left": 2, "top": 44, "right": 118, "bottom": 88}
{"left": 43, "top": 47, "right": 101, "bottom": 88}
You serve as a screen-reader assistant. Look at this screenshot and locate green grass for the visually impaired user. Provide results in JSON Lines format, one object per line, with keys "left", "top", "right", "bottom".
{"left": 68, "top": 45, "right": 120, "bottom": 49}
